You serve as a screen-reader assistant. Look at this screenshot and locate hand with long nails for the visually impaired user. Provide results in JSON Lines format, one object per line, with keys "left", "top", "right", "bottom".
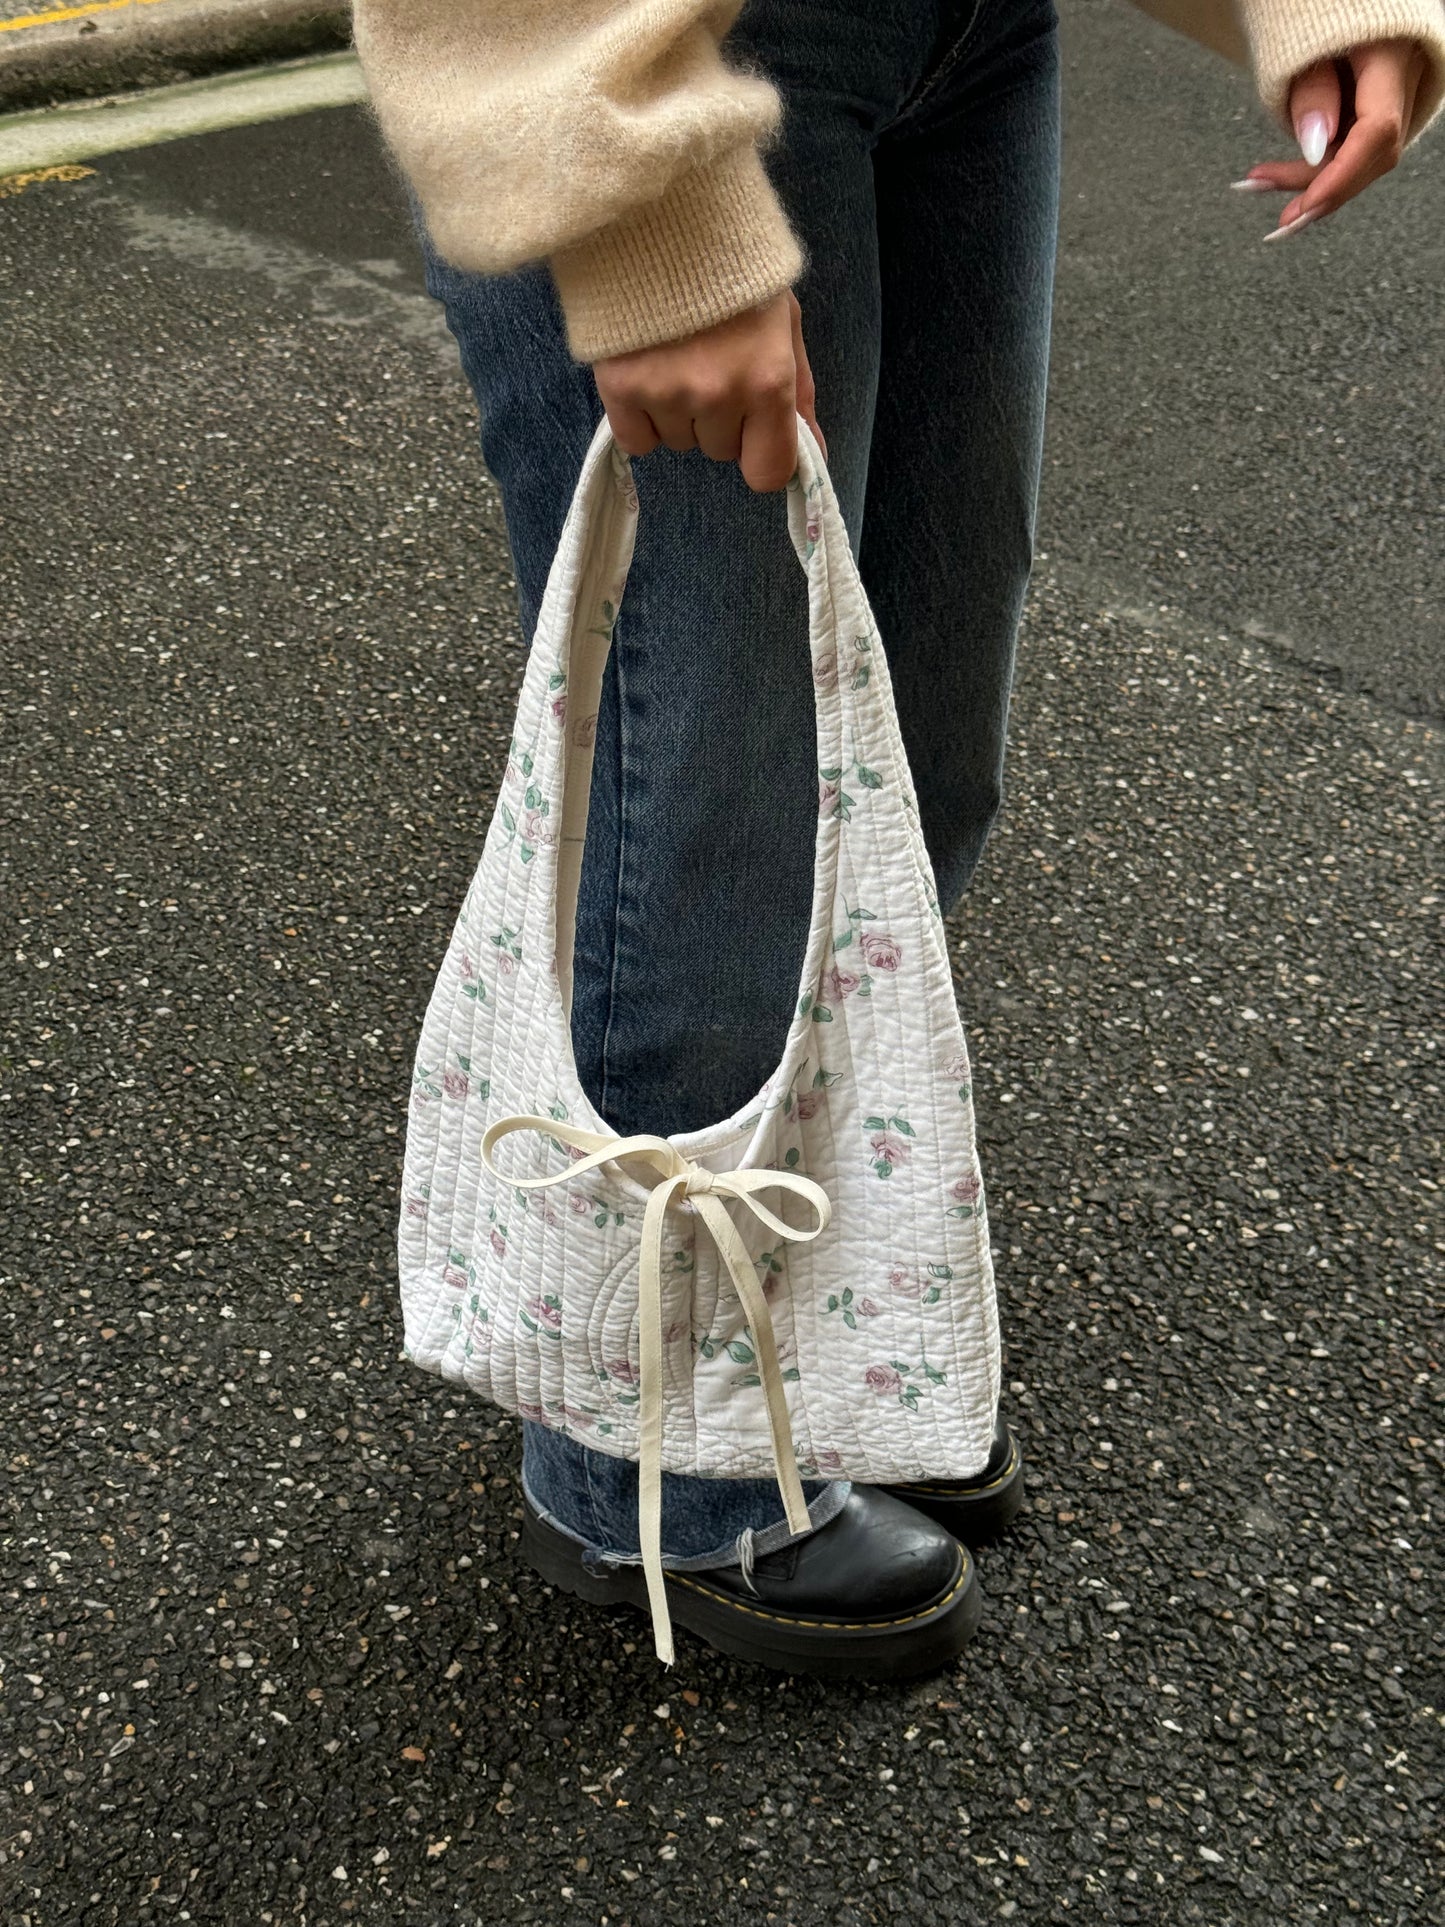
{"left": 1231, "top": 38, "right": 1429, "bottom": 243}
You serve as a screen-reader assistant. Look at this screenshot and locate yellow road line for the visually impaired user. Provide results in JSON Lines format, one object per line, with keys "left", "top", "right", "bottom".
{"left": 0, "top": 0, "right": 177, "bottom": 36}
{"left": 0, "top": 159, "right": 93, "bottom": 193}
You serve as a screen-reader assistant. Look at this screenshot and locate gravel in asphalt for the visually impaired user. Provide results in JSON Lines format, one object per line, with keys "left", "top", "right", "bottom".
{"left": 1, "top": 20, "right": 1441, "bottom": 1927}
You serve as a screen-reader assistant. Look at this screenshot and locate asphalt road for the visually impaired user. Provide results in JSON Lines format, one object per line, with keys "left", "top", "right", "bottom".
{"left": 2, "top": 4, "right": 1442, "bottom": 1924}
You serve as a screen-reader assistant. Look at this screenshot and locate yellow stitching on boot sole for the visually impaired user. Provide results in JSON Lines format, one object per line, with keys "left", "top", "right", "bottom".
{"left": 890, "top": 1442, "right": 1020, "bottom": 1498}
{"left": 669, "top": 1551, "right": 972, "bottom": 1632}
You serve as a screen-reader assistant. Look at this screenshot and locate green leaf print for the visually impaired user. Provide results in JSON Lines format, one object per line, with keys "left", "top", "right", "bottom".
{"left": 500, "top": 803, "right": 516, "bottom": 834}
{"left": 855, "top": 764, "right": 883, "bottom": 790}
{"left": 520, "top": 751, "right": 534, "bottom": 777}
{"left": 726, "top": 1340, "right": 756, "bottom": 1365}
{"left": 812, "top": 1007, "right": 833, "bottom": 1023}
{"left": 833, "top": 929, "right": 854, "bottom": 952}
{"left": 797, "top": 991, "right": 813, "bottom": 1016}
{"left": 784, "top": 1147, "right": 800, "bottom": 1169}
{"left": 818, "top": 766, "right": 842, "bottom": 784}
{"left": 890, "top": 1117, "right": 917, "bottom": 1137}
{"left": 548, "top": 671, "right": 567, "bottom": 690}
{"left": 863, "top": 1115, "right": 888, "bottom": 1131}
{"left": 946, "top": 1204, "right": 975, "bottom": 1220}
{"left": 927, "top": 1264, "right": 954, "bottom": 1281}
{"left": 524, "top": 784, "right": 543, "bottom": 809}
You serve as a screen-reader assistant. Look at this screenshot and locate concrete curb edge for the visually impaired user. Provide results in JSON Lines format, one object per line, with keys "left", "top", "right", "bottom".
{"left": 0, "top": 0, "right": 351, "bottom": 112}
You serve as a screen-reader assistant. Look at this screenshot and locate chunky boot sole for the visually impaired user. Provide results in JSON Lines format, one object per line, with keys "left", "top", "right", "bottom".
{"left": 884, "top": 1430, "right": 1027, "bottom": 1546}
{"left": 522, "top": 1504, "right": 983, "bottom": 1681}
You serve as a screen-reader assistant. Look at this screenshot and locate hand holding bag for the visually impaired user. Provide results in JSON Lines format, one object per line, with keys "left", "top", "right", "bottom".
{"left": 399, "top": 419, "right": 1000, "bottom": 1662}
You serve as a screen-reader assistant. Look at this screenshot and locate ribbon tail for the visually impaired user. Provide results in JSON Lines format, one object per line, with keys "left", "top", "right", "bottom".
{"left": 695, "top": 1194, "right": 811, "bottom": 1540}
{"left": 638, "top": 1177, "right": 679, "bottom": 1666}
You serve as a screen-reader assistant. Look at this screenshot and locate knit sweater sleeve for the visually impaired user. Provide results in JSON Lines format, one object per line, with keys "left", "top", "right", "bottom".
{"left": 351, "top": 0, "right": 803, "bottom": 362}
{"left": 1133, "top": 0, "right": 1445, "bottom": 143}
{"left": 1234, "top": 0, "right": 1445, "bottom": 143}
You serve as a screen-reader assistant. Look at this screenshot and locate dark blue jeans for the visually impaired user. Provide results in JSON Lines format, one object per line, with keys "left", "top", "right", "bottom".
{"left": 422, "top": 0, "right": 1060, "bottom": 1570}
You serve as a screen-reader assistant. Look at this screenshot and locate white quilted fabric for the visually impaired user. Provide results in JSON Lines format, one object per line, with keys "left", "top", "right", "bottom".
{"left": 399, "top": 419, "right": 1001, "bottom": 1492}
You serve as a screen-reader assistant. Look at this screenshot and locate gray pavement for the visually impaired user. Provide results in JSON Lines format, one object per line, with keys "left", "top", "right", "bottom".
{"left": 1, "top": 6, "right": 1442, "bottom": 1924}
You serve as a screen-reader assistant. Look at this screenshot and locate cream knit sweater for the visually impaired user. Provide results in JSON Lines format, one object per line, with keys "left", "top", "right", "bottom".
{"left": 352, "top": 0, "right": 1445, "bottom": 360}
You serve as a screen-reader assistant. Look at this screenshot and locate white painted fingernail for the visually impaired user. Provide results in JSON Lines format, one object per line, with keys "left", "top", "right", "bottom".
{"left": 1262, "top": 210, "right": 1319, "bottom": 244}
{"left": 1230, "top": 177, "right": 1273, "bottom": 192}
{"left": 1296, "top": 111, "right": 1330, "bottom": 166}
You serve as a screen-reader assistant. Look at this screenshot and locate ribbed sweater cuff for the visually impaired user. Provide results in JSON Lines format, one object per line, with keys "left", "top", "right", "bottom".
{"left": 549, "top": 143, "right": 804, "bottom": 362}
{"left": 1241, "top": 0, "right": 1445, "bottom": 143}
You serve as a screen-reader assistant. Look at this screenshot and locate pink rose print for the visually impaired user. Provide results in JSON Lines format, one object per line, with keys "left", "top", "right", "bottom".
{"left": 950, "top": 1173, "right": 982, "bottom": 1205}
{"left": 945, "top": 1050, "right": 971, "bottom": 1081}
{"left": 860, "top": 931, "right": 902, "bottom": 972}
{"left": 561, "top": 1403, "right": 596, "bottom": 1429}
{"left": 442, "top": 1069, "right": 469, "bottom": 1100}
{"left": 805, "top": 509, "right": 822, "bottom": 549}
{"left": 887, "top": 1263, "right": 922, "bottom": 1298}
{"left": 795, "top": 1090, "right": 823, "bottom": 1121}
{"left": 497, "top": 952, "right": 516, "bottom": 977}
{"left": 812, "top": 651, "right": 839, "bottom": 692}
{"left": 869, "top": 1130, "right": 911, "bottom": 1168}
{"left": 404, "top": 1196, "right": 429, "bottom": 1220}
{"left": 820, "top": 965, "right": 862, "bottom": 1005}
{"left": 814, "top": 1448, "right": 845, "bottom": 1474}
{"left": 442, "top": 1265, "right": 469, "bottom": 1291}
{"left": 605, "top": 1358, "right": 640, "bottom": 1386}
{"left": 662, "top": 1320, "right": 690, "bottom": 1346}
{"left": 865, "top": 1364, "right": 903, "bottom": 1398}
{"left": 527, "top": 1295, "right": 561, "bottom": 1331}
{"left": 517, "top": 1400, "right": 546, "bottom": 1424}
{"left": 523, "top": 808, "right": 556, "bottom": 849}
{"left": 459, "top": 951, "right": 477, "bottom": 980}
{"left": 490, "top": 1229, "right": 508, "bottom": 1259}
{"left": 855, "top": 1296, "right": 883, "bottom": 1318}
{"left": 818, "top": 776, "right": 841, "bottom": 818}
{"left": 568, "top": 1191, "right": 592, "bottom": 1215}
{"left": 550, "top": 694, "right": 567, "bottom": 723}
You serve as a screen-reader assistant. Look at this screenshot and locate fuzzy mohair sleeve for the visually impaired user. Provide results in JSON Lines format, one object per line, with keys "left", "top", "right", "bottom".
{"left": 351, "top": 0, "right": 803, "bottom": 362}
{"left": 1132, "top": 0, "right": 1445, "bottom": 143}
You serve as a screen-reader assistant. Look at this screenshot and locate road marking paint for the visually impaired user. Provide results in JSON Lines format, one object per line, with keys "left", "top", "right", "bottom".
{"left": 0, "top": 158, "right": 94, "bottom": 193}
{"left": 0, "top": 50, "right": 366, "bottom": 173}
{"left": 0, "top": 0, "right": 178, "bottom": 36}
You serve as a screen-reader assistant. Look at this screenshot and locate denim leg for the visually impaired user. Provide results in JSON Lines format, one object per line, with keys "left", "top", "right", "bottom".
{"left": 861, "top": 0, "right": 1062, "bottom": 908}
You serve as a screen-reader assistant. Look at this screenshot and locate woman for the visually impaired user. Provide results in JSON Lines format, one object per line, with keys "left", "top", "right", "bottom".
{"left": 352, "top": 0, "right": 1444, "bottom": 1676}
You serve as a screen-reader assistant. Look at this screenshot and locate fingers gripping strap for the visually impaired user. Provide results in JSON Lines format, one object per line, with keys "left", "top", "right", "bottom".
{"left": 482, "top": 1116, "right": 831, "bottom": 1664}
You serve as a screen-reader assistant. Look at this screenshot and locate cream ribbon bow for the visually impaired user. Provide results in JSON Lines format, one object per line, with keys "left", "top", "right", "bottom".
{"left": 481, "top": 1115, "right": 832, "bottom": 1664}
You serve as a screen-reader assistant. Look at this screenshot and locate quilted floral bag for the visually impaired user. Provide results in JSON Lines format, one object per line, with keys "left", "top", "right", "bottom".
{"left": 399, "top": 417, "right": 999, "bottom": 1661}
